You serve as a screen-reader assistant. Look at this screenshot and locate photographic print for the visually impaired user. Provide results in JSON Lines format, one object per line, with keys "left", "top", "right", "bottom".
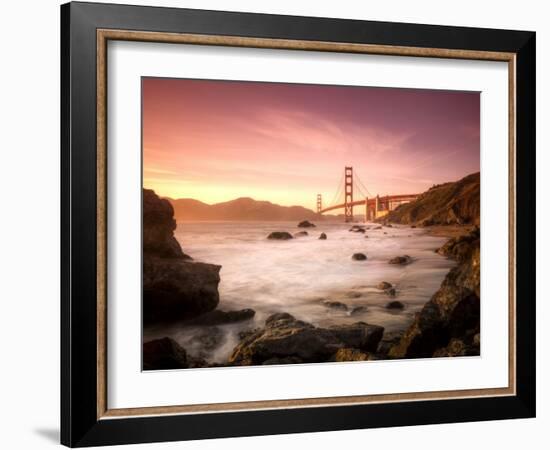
{"left": 141, "top": 78, "right": 481, "bottom": 371}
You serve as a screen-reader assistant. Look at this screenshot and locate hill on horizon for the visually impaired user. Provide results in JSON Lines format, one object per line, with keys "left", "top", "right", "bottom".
{"left": 167, "top": 196, "right": 332, "bottom": 222}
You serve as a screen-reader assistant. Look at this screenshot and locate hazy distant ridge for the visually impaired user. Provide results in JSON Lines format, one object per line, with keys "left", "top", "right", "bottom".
{"left": 168, "top": 197, "right": 324, "bottom": 221}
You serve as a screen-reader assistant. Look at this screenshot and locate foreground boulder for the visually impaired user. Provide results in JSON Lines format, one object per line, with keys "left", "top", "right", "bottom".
{"left": 267, "top": 231, "right": 293, "bottom": 240}
{"left": 389, "top": 228, "right": 480, "bottom": 358}
{"left": 143, "top": 189, "right": 221, "bottom": 324}
{"left": 298, "top": 220, "right": 316, "bottom": 228}
{"left": 229, "top": 312, "right": 383, "bottom": 365}
{"left": 143, "top": 337, "right": 188, "bottom": 370}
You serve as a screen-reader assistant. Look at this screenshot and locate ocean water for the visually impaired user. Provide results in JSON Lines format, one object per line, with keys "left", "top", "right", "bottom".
{"left": 144, "top": 221, "right": 456, "bottom": 363}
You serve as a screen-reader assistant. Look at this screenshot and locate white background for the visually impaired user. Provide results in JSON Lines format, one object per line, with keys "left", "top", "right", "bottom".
{"left": 108, "top": 42, "right": 509, "bottom": 409}
{"left": 0, "top": 0, "right": 546, "bottom": 449}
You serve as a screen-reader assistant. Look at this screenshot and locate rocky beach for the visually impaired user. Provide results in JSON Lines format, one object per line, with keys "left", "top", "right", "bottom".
{"left": 143, "top": 173, "right": 480, "bottom": 370}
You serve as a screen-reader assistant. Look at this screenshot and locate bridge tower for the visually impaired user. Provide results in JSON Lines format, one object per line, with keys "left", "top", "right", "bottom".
{"left": 344, "top": 166, "right": 353, "bottom": 222}
{"left": 316, "top": 194, "right": 322, "bottom": 213}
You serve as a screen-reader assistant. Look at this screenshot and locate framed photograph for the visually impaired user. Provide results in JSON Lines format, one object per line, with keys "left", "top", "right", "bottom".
{"left": 61, "top": 2, "right": 536, "bottom": 447}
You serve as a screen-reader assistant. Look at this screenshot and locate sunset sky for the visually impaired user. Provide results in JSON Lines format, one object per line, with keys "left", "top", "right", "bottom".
{"left": 143, "top": 78, "right": 480, "bottom": 211}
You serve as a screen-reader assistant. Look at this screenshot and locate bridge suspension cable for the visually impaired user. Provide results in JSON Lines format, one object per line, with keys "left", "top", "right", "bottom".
{"left": 328, "top": 171, "right": 344, "bottom": 208}
{"left": 354, "top": 171, "right": 373, "bottom": 199}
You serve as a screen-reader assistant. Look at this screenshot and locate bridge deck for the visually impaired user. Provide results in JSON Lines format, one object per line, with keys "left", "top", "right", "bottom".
{"left": 320, "top": 194, "right": 419, "bottom": 214}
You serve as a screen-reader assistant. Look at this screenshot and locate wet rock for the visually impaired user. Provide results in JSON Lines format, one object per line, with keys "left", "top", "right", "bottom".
{"left": 229, "top": 313, "right": 383, "bottom": 365}
{"left": 346, "top": 291, "right": 363, "bottom": 299}
{"left": 189, "top": 308, "right": 255, "bottom": 326}
{"left": 376, "top": 331, "right": 403, "bottom": 357}
{"left": 388, "top": 255, "right": 412, "bottom": 265}
{"left": 373, "top": 226, "right": 382, "bottom": 230}
{"left": 143, "top": 189, "right": 221, "bottom": 324}
{"left": 411, "top": 225, "right": 417, "bottom": 228}
{"left": 143, "top": 257, "right": 221, "bottom": 323}
{"left": 437, "top": 226, "right": 480, "bottom": 262}
{"left": 238, "top": 328, "right": 261, "bottom": 341}
{"left": 298, "top": 220, "right": 316, "bottom": 228}
{"left": 389, "top": 229, "right": 480, "bottom": 359}
{"left": 352, "top": 253, "right": 367, "bottom": 261}
{"left": 323, "top": 301, "right": 348, "bottom": 311}
{"left": 319, "top": 232, "right": 327, "bottom": 240}
{"left": 294, "top": 231, "right": 309, "bottom": 237}
{"left": 267, "top": 231, "right": 293, "bottom": 240}
{"left": 350, "top": 306, "right": 367, "bottom": 315}
{"left": 377, "top": 281, "right": 392, "bottom": 290}
{"left": 385, "top": 288, "right": 397, "bottom": 297}
{"left": 332, "top": 348, "right": 372, "bottom": 362}
{"left": 328, "top": 322, "right": 384, "bottom": 353}
{"left": 349, "top": 225, "right": 366, "bottom": 233}
{"left": 386, "top": 300, "right": 404, "bottom": 309}
{"left": 143, "top": 337, "right": 188, "bottom": 370}
{"left": 386, "top": 224, "right": 393, "bottom": 228}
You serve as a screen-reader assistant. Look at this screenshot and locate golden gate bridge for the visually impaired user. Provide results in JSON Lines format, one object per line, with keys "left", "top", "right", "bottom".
{"left": 317, "top": 166, "right": 419, "bottom": 223}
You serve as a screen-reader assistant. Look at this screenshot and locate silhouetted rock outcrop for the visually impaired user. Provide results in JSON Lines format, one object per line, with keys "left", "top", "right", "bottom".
{"left": 389, "top": 227, "right": 480, "bottom": 358}
{"left": 143, "top": 189, "right": 221, "bottom": 324}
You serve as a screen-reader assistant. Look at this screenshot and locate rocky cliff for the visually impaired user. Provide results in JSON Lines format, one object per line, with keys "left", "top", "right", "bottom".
{"left": 143, "top": 189, "right": 221, "bottom": 324}
{"left": 382, "top": 172, "right": 480, "bottom": 226}
{"left": 389, "top": 227, "right": 480, "bottom": 358}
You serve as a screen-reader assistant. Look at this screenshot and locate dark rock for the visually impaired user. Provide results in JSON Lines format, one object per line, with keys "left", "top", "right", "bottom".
{"left": 350, "top": 306, "right": 367, "bottom": 315}
{"left": 373, "top": 226, "right": 382, "bottom": 230}
{"left": 346, "top": 291, "right": 363, "bottom": 299}
{"left": 385, "top": 288, "right": 397, "bottom": 297}
{"left": 143, "top": 189, "right": 190, "bottom": 259}
{"left": 238, "top": 328, "right": 261, "bottom": 341}
{"left": 323, "top": 301, "right": 348, "bottom": 311}
{"left": 319, "top": 232, "right": 327, "bottom": 240}
{"left": 352, "top": 253, "right": 367, "bottom": 261}
{"left": 328, "top": 322, "right": 384, "bottom": 353}
{"left": 376, "top": 331, "right": 403, "bottom": 357}
{"left": 411, "top": 225, "right": 417, "bottom": 228}
{"left": 349, "top": 225, "right": 366, "bottom": 233}
{"left": 143, "top": 257, "right": 221, "bottom": 323}
{"left": 143, "top": 189, "right": 221, "bottom": 324}
{"left": 437, "top": 226, "right": 480, "bottom": 262}
{"left": 377, "top": 281, "right": 392, "bottom": 290}
{"left": 190, "top": 308, "right": 256, "bottom": 326}
{"left": 386, "top": 224, "right": 393, "bottom": 228}
{"left": 229, "top": 313, "right": 383, "bottom": 365}
{"left": 267, "top": 231, "right": 293, "bottom": 240}
{"left": 388, "top": 255, "right": 412, "bottom": 265}
{"left": 332, "top": 348, "right": 372, "bottom": 362}
{"left": 389, "top": 229, "right": 480, "bottom": 359}
{"left": 294, "top": 231, "right": 309, "bottom": 237}
{"left": 386, "top": 300, "right": 404, "bottom": 309}
{"left": 143, "top": 337, "right": 188, "bottom": 370}
{"left": 298, "top": 220, "right": 316, "bottom": 228}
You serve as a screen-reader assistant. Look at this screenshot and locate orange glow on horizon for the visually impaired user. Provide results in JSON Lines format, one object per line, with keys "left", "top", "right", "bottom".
{"left": 143, "top": 78, "right": 480, "bottom": 211}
